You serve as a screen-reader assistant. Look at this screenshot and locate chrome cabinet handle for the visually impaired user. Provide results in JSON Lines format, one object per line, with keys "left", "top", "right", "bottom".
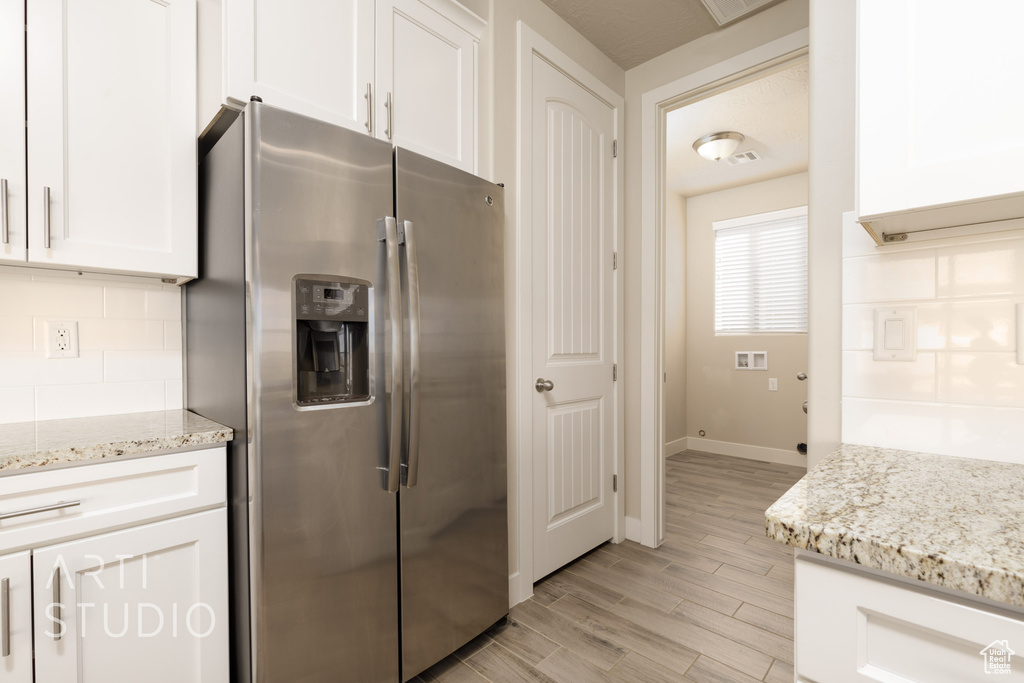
{"left": 1, "top": 178, "right": 9, "bottom": 245}
{"left": 379, "top": 217, "right": 403, "bottom": 494}
{"left": 42, "top": 186, "right": 51, "bottom": 249}
{"left": 1, "top": 577, "right": 9, "bottom": 657}
{"left": 52, "top": 566, "right": 61, "bottom": 641}
{"left": 364, "top": 83, "right": 373, "bottom": 134}
{"left": 535, "top": 378, "right": 554, "bottom": 392}
{"left": 797, "top": 372, "right": 807, "bottom": 381}
{"left": 399, "top": 220, "right": 421, "bottom": 488}
{"left": 0, "top": 500, "right": 81, "bottom": 521}
{"left": 384, "top": 92, "right": 392, "bottom": 141}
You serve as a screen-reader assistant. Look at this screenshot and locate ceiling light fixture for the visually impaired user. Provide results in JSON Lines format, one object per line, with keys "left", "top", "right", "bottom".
{"left": 692, "top": 131, "right": 745, "bottom": 161}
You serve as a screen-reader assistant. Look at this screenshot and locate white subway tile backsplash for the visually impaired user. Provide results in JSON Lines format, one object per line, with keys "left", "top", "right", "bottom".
{"left": 947, "top": 301, "right": 1017, "bottom": 350}
{"left": 0, "top": 317, "right": 34, "bottom": 352}
{"left": 147, "top": 290, "right": 181, "bottom": 320}
{"left": 35, "top": 381, "right": 167, "bottom": 421}
{"left": 842, "top": 250, "right": 936, "bottom": 304}
{"left": 104, "top": 350, "right": 182, "bottom": 383}
{"left": 937, "top": 353, "right": 1024, "bottom": 408}
{"left": 0, "top": 279, "right": 104, "bottom": 318}
{"left": 0, "top": 387, "right": 35, "bottom": 424}
{"left": 0, "top": 351, "right": 104, "bottom": 387}
{"left": 103, "top": 287, "right": 148, "bottom": 319}
{"left": 165, "top": 380, "right": 183, "bottom": 410}
{"left": 937, "top": 239, "right": 1024, "bottom": 299}
{"left": 842, "top": 304, "right": 946, "bottom": 351}
{"left": 78, "top": 319, "right": 166, "bottom": 351}
{"left": 164, "top": 320, "right": 182, "bottom": 350}
{"left": 842, "top": 351, "right": 936, "bottom": 401}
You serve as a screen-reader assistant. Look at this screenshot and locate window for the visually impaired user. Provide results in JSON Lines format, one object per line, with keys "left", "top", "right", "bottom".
{"left": 714, "top": 206, "right": 808, "bottom": 334}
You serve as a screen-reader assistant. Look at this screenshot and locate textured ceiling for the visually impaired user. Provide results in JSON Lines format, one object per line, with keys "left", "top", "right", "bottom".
{"left": 666, "top": 62, "right": 809, "bottom": 197}
{"left": 538, "top": 0, "right": 783, "bottom": 70}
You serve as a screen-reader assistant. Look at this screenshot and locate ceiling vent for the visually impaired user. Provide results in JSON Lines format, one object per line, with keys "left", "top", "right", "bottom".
{"left": 700, "top": 0, "right": 777, "bottom": 25}
{"left": 725, "top": 149, "right": 762, "bottom": 166}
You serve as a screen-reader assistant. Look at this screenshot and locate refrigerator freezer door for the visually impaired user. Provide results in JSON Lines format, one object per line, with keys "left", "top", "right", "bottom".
{"left": 246, "top": 104, "right": 399, "bottom": 682}
{"left": 395, "top": 148, "right": 509, "bottom": 680}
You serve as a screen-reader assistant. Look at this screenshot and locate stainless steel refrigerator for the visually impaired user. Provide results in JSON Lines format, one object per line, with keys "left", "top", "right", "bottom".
{"left": 185, "top": 102, "right": 508, "bottom": 682}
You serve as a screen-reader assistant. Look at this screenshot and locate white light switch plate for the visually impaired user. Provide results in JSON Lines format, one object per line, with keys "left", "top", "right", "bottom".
{"left": 873, "top": 308, "right": 916, "bottom": 361}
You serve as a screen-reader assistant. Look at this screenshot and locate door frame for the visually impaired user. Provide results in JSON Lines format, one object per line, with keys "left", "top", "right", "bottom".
{"left": 512, "top": 21, "right": 625, "bottom": 606}
{"left": 638, "top": 29, "right": 810, "bottom": 548}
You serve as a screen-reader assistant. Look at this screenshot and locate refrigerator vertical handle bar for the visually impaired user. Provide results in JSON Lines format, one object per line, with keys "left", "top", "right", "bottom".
{"left": 380, "top": 217, "right": 403, "bottom": 494}
{"left": 399, "top": 220, "right": 421, "bottom": 487}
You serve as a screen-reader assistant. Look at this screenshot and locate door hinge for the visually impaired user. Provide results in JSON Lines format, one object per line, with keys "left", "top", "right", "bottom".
{"left": 612, "top": 474, "right": 618, "bottom": 493}
{"left": 612, "top": 251, "right": 618, "bottom": 270}
{"left": 612, "top": 139, "right": 618, "bottom": 158}
{"left": 612, "top": 364, "right": 617, "bottom": 381}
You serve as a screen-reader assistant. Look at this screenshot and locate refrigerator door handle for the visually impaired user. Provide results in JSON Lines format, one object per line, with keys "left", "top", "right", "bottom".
{"left": 380, "top": 217, "right": 404, "bottom": 493}
{"left": 399, "top": 220, "right": 422, "bottom": 487}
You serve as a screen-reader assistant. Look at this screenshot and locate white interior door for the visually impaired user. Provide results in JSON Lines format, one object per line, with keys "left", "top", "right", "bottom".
{"left": 532, "top": 55, "right": 616, "bottom": 580}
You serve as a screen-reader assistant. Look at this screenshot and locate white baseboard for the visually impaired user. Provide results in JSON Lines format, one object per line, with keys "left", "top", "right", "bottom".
{"left": 624, "top": 515, "right": 642, "bottom": 542}
{"left": 686, "top": 437, "right": 807, "bottom": 467}
{"left": 508, "top": 571, "right": 532, "bottom": 607}
{"left": 663, "top": 437, "right": 688, "bottom": 458}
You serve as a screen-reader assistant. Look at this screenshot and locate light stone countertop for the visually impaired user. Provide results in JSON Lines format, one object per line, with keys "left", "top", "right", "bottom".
{"left": 0, "top": 410, "right": 232, "bottom": 473}
{"left": 766, "top": 443, "right": 1024, "bottom": 608}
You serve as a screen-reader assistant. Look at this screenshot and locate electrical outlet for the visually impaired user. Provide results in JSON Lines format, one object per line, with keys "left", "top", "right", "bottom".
{"left": 768, "top": 377, "right": 778, "bottom": 391}
{"left": 45, "top": 321, "right": 79, "bottom": 359}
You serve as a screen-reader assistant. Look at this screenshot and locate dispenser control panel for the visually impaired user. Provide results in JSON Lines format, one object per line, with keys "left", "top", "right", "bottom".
{"left": 295, "top": 279, "right": 368, "bottom": 322}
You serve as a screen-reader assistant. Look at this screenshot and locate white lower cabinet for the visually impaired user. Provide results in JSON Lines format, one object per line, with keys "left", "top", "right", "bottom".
{"left": 0, "top": 552, "right": 33, "bottom": 683}
{"left": 796, "top": 555, "right": 1024, "bottom": 682}
{"left": 0, "top": 448, "right": 228, "bottom": 682}
{"left": 33, "top": 509, "right": 228, "bottom": 682}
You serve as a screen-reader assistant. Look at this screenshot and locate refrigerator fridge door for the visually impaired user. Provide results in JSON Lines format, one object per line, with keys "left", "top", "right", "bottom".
{"left": 395, "top": 148, "right": 509, "bottom": 680}
{"left": 246, "top": 104, "right": 399, "bottom": 682}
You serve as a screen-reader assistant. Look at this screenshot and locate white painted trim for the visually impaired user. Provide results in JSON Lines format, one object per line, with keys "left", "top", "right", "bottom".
{"left": 515, "top": 21, "right": 625, "bottom": 606}
{"left": 416, "top": 0, "right": 486, "bottom": 39}
{"left": 508, "top": 571, "right": 527, "bottom": 607}
{"left": 639, "top": 28, "right": 809, "bottom": 552}
{"left": 687, "top": 437, "right": 807, "bottom": 468}
{"left": 664, "top": 437, "right": 688, "bottom": 458}
{"left": 624, "top": 515, "right": 642, "bottom": 543}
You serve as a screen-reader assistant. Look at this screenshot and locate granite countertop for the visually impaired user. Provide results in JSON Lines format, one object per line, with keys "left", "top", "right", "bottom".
{"left": 0, "top": 410, "right": 232, "bottom": 473}
{"left": 766, "top": 443, "right": 1024, "bottom": 608}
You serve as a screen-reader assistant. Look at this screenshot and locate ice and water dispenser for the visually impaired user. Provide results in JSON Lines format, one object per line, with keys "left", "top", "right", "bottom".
{"left": 294, "top": 277, "right": 370, "bottom": 406}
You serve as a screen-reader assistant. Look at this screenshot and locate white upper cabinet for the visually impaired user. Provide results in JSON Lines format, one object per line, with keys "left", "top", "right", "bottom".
{"left": 376, "top": 0, "right": 481, "bottom": 172}
{"left": 857, "top": 0, "right": 1024, "bottom": 242}
{"left": 223, "top": 0, "right": 482, "bottom": 173}
{"left": 0, "top": 0, "right": 26, "bottom": 265}
{"left": 25, "top": 0, "right": 198, "bottom": 281}
{"left": 222, "top": 0, "right": 376, "bottom": 134}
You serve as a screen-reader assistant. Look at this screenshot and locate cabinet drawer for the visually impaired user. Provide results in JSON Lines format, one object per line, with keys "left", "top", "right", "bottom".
{"left": 0, "top": 447, "right": 225, "bottom": 554}
{"left": 796, "top": 555, "right": 1024, "bottom": 682}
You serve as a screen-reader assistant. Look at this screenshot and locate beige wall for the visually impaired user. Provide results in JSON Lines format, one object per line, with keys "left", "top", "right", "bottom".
{"left": 622, "top": 0, "right": 809, "bottom": 518}
{"left": 806, "top": 0, "right": 853, "bottom": 467}
{"left": 663, "top": 192, "right": 687, "bottom": 446}
{"left": 686, "top": 173, "right": 808, "bottom": 452}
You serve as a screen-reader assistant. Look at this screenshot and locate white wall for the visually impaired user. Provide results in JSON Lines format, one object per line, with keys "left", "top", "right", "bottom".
{"left": 842, "top": 222, "right": 1024, "bottom": 463}
{"left": 0, "top": 269, "right": 183, "bottom": 423}
{"left": 663, "top": 191, "right": 686, "bottom": 450}
{"left": 624, "top": 0, "right": 809, "bottom": 517}
{"left": 805, "top": 0, "right": 853, "bottom": 468}
{"left": 686, "top": 173, "right": 808, "bottom": 460}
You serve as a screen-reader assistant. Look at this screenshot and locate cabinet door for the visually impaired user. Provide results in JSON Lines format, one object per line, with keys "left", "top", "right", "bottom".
{"left": 857, "top": 0, "right": 1024, "bottom": 220}
{"left": 33, "top": 509, "right": 229, "bottom": 683}
{"left": 0, "top": 0, "right": 26, "bottom": 264}
{"left": 376, "top": 0, "right": 480, "bottom": 173}
{"left": 223, "top": 0, "right": 375, "bottom": 135}
{"left": 0, "top": 552, "right": 32, "bottom": 683}
{"left": 26, "top": 0, "right": 198, "bottom": 280}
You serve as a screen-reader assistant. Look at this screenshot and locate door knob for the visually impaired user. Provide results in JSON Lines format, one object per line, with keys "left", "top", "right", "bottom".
{"left": 797, "top": 372, "right": 807, "bottom": 381}
{"left": 802, "top": 400, "right": 808, "bottom": 414}
{"left": 535, "top": 378, "right": 554, "bottom": 392}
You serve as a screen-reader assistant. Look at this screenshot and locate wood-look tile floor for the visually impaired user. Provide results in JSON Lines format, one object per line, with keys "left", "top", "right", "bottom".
{"left": 414, "top": 450, "right": 805, "bottom": 683}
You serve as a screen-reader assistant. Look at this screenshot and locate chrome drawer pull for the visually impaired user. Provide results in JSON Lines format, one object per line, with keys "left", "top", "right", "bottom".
{"left": 0, "top": 500, "right": 81, "bottom": 521}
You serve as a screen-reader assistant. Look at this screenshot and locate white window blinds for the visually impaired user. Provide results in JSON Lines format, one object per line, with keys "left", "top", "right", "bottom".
{"left": 714, "top": 206, "right": 808, "bottom": 334}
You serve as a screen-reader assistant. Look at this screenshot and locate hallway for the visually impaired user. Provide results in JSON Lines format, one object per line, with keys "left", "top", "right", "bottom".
{"left": 415, "top": 451, "right": 806, "bottom": 682}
